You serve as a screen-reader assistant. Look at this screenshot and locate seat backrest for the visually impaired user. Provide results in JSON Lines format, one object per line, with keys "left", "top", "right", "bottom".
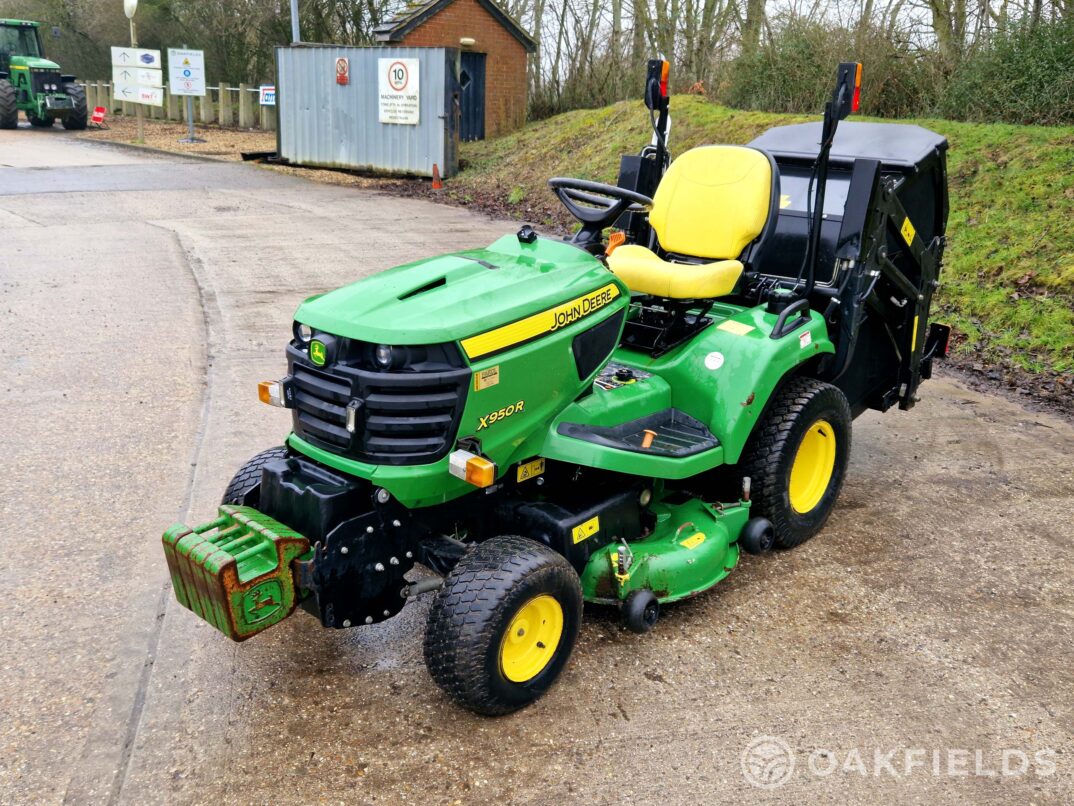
{"left": 649, "top": 145, "right": 776, "bottom": 261}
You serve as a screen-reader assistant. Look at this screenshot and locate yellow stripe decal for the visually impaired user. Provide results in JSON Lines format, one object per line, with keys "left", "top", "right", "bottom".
{"left": 912, "top": 315, "right": 919, "bottom": 353}
{"left": 461, "top": 283, "right": 620, "bottom": 359}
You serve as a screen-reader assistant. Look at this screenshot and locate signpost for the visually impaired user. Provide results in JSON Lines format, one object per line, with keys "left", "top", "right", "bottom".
{"left": 378, "top": 58, "right": 420, "bottom": 125}
{"left": 111, "top": 45, "right": 162, "bottom": 144}
{"left": 167, "top": 47, "right": 206, "bottom": 143}
{"left": 121, "top": 0, "right": 144, "bottom": 144}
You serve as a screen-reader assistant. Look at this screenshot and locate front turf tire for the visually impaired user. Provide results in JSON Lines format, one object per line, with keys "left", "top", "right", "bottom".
{"left": 221, "top": 446, "right": 288, "bottom": 506}
{"left": 61, "top": 83, "right": 88, "bottom": 130}
{"left": 0, "top": 79, "right": 18, "bottom": 129}
{"left": 424, "top": 535, "right": 583, "bottom": 715}
{"left": 739, "top": 377, "right": 851, "bottom": 549}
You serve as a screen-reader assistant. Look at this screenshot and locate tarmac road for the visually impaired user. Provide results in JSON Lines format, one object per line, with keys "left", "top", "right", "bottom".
{"left": 2, "top": 129, "right": 1072, "bottom": 805}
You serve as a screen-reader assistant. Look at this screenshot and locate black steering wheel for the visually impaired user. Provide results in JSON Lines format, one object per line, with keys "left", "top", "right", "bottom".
{"left": 548, "top": 178, "right": 653, "bottom": 234}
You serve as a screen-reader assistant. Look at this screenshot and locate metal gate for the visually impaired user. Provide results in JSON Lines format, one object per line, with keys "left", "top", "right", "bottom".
{"left": 459, "top": 51, "right": 486, "bottom": 141}
{"left": 275, "top": 45, "right": 459, "bottom": 177}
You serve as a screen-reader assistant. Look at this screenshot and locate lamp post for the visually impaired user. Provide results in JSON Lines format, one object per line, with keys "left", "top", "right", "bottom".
{"left": 290, "top": 0, "right": 300, "bottom": 43}
{"left": 123, "top": 0, "right": 143, "bottom": 143}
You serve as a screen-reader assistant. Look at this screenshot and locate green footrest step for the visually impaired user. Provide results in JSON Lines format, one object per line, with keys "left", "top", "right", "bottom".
{"left": 162, "top": 505, "right": 310, "bottom": 641}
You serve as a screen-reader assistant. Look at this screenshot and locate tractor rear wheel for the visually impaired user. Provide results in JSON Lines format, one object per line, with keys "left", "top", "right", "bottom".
{"left": 221, "top": 446, "right": 289, "bottom": 506}
{"left": 62, "top": 83, "right": 88, "bottom": 130}
{"left": 739, "top": 377, "right": 851, "bottom": 549}
{"left": 424, "top": 535, "right": 582, "bottom": 715}
{"left": 28, "top": 113, "right": 53, "bottom": 127}
{"left": 0, "top": 79, "right": 17, "bottom": 129}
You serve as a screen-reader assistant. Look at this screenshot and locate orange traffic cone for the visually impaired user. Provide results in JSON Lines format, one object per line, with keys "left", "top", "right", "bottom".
{"left": 431, "top": 163, "right": 443, "bottom": 190}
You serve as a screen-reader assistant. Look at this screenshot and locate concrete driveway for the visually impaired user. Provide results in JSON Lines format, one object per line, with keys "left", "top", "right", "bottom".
{"left": 1, "top": 129, "right": 1072, "bottom": 805}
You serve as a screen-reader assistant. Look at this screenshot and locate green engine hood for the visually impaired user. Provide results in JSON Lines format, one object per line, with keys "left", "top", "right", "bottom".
{"left": 295, "top": 234, "right": 622, "bottom": 348}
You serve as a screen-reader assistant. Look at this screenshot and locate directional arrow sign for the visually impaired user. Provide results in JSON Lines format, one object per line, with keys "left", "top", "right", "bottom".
{"left": 112, "top": 66, "right": 160, "bottom": 87}
{"left": 111, "top": 47, "right": 161, "bottom": 69}
{"left": 111, "top": 46, "right": 165, "bottom": 106}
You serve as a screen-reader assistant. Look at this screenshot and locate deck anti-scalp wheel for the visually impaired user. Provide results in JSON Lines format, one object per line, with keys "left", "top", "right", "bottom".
{"left": 423, "top": 535, "right": 582, "bottom": 715}
{"left": 739, "top": 377, "right": 851, "bottom": 548}
{"left": 622, "top": 589, "right": 660, "bottom": 633}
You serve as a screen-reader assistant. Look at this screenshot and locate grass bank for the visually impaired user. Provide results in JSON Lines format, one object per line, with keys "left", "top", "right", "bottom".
{"left": 449, "top": 96, "right": 1073, "bottom": 395}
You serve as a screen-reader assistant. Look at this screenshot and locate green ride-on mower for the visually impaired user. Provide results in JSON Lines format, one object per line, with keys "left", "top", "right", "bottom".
{"left": 0, "top": 19, "right": 88, "bottom": 130}
{"left": 162, "top": 62, "right": 951, "bottom": 714}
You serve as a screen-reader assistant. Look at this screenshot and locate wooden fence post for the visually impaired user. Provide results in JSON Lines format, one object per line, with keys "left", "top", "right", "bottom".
{"left": 85, "top": 83, "right": 97, "bottom": 111}
{"left": 151, "top": 88, "right": 163, "bottom": 119}
{"left": 238, "top": 83, "right": 253, "bottom": 128}
{"left": 200, "top": 91, "right": 212, "bottom": 124}
{"left": 167, "top": 85, "right": 181, "bottom": 121}
{"left": 218, "top": 83, "right": 232, "bottom": 127}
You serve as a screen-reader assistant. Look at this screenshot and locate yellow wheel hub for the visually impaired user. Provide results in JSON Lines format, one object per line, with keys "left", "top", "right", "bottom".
{"left": 499, "top": 594, "right": 564, "bottom": 683}
{"left": 788, "top": 419, "right": 837, "bottom": 514}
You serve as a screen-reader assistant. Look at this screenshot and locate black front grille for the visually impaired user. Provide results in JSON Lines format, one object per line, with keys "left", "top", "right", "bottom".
{"left": 288, "top": 346, "right": 470, "bottom": 466}
{"left": 31, "top": 70, "right": 62, "bottom": 95}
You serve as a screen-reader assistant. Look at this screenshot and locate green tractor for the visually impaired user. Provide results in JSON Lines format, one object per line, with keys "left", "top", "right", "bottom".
{"left": 0, "top": 19, "right": 88, "bottom": 130}
{"left": 162, "top": 63, "right": 951, "bottom": 714}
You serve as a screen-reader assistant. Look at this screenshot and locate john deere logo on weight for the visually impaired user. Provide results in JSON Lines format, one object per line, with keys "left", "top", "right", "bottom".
{"left": 309, "top": 340, "right": 327, "bottom": 366}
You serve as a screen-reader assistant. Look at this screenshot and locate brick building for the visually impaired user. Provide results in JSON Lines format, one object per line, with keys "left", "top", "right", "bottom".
{"left": 374, "top": 0, "right": 536, "bottom": 139}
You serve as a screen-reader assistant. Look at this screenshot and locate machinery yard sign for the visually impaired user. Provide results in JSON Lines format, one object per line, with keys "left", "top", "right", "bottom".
{"left": 378, "top": 58, "right": 420, "bottom": 125}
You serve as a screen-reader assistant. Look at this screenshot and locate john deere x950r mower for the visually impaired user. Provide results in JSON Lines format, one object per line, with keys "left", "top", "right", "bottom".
{"left": 162, "top": 63, "right": 951, "bottom": 714}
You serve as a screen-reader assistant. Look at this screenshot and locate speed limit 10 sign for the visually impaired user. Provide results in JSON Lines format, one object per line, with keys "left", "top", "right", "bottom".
{"left": 378, "top": 58, "right": 420, "bottom": 125}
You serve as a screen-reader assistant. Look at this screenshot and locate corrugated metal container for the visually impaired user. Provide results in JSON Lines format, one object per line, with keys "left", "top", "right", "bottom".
{"left": 276, "top": 45, "right": 458, "bottom": 177}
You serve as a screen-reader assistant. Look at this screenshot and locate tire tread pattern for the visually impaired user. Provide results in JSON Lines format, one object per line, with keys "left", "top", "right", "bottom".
{"left": 0, "top": 79, "right": 17, "bottom": 130}
{"left": 424, "top": 535, "right": 582, "bottom": 715}
{"left": 739, "top": 376, "right": 851, "bottom": 548}
{"left": 61, "top": 83, "right": 88, "bottom": 130}
{"left": 221, "top": 446, "right": 288, "bottom": 505}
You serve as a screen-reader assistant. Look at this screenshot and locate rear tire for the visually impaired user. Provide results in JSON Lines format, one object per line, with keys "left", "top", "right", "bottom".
{"left": 221, "top": 446, "right": 289, "bottom": 506}
{"left": 424, "top": 535, "right": 582, "bottom": 715}
{"left": 0, "top": 79, "right": 17, "bottom": 129}
{"left": 61, "top": 83, "right": 88, "bottom": 130}
{"left": 739, "top": 377, "right": 851, "bottom": 548}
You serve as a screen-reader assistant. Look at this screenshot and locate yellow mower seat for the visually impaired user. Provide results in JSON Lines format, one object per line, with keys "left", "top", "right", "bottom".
{"left": 608, "top": 246, "right": 743, "bottom": 299}
{"left": 607, "top": 145, "right": 775, "bottom": 299}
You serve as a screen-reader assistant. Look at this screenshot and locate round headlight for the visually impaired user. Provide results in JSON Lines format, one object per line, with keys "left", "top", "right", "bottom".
{"left": 294, "top": 322, "right": 312, "bottom": 343}
{"left": 375, "top": 344, "right": 393, "bottom": 368}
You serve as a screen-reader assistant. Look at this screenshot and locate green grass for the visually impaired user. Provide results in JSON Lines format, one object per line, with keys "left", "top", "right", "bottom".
{"left": 456, "top": 96, "right": 1074, "bottom": 377}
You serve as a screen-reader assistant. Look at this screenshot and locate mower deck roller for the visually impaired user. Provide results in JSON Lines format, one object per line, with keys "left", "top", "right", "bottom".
{"left": 159, "top": 61, "right": 951, "bottom": 714}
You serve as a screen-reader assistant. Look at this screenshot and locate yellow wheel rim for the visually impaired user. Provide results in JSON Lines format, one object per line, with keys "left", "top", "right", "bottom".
{"left": 788, "top": 419, "right": 837, "bottom": 514}
{"left": 499, "top": 594, "right": 564, "bottom": 683}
